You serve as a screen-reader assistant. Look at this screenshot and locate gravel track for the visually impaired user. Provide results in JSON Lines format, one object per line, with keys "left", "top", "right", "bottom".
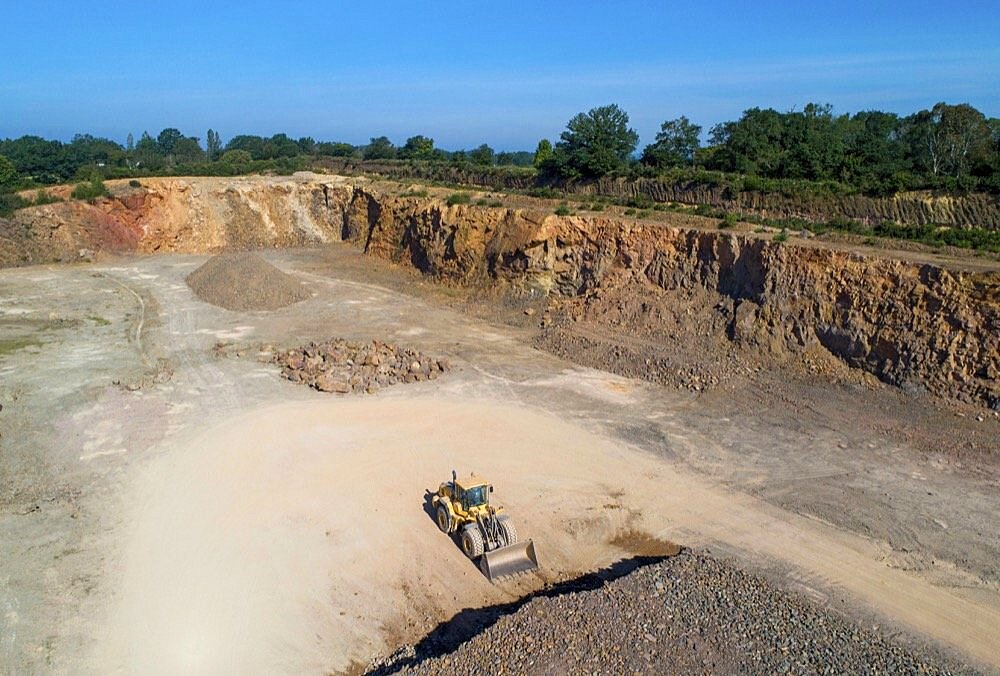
{"left": 382, "top": 551, "right": 973, "bottom": 675}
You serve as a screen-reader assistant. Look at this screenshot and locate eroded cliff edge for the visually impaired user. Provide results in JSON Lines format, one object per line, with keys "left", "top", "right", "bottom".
{"left": 3, "top": 175, "right": 997, "bottom": 408}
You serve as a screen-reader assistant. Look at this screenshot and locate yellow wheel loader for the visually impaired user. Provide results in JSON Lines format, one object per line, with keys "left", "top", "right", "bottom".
{"left": 432, "top": 470, "right": 538, "bottom": 581}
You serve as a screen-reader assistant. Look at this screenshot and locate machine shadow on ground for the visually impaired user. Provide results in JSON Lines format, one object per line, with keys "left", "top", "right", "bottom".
{"left": 368, "top": 550, "right": 683, "bottom": 675}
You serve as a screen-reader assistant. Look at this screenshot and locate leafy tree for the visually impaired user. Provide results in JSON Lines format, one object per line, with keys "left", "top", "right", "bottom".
{"left": 642, "top": 116, "right": 701, "bottom": 168}
{"left": 468, "top": 143, "right": 495, "bottom": 166}
{"left": 496, "top": 150, "right": 534, "bottom": 167}
{"left": 172, "top": 136, "right": 205, "bottom": 164}
{"left": 363, "top": 136, "right": 396, "bottom": 160}
{"left": 219, "top": 149, "right": 253, "bottom": 171}
{"left": 840, "top": 111, "right": 905, "bottom": 193}
{"left": 156, "top": 128, "right": 185, "bottom": 156}
{"left": 903, "top": 103, "right": 991, "bottom": 178}
{"left": 0, "top": 135, "right": 70, "bottom": 181}
{"left": 296, "top": 136, "right": 316, "bottom": 154}
{"left": 266, "top": 133, "right": 302, "bottom": 158}
{"left": 533, "top": 139, "right": 553, "bottom": 168}
{"left": 206, "top": 129, "right": 222, "bottom": 161}
{"left": 553, "top": 104, "right": 639, "bottom": 178}
{"left": 62, "top": 134, "right": 125, "bottom": 174}
{"left": 0, "top": 155, "right": 17, "bottom": 191}
{"left": 708, "top": 108, "right": 785, "bottom": 175}
{"left": 125, "top": 132, "right": 136, "bottom": 169}
{"left": 134, "top": 131, "right": 163, "bottom": 170}
{"left": 399, "top": 135, "right": 435, "bottom": 160}
{"left": 779, "top": 103, "right": 846, "bottom": 180}
{"left": 225, "top": 135, "right": 269, "bottom": 159}
{"left": 316, "top": 142, "right": 356, "bottom": 157}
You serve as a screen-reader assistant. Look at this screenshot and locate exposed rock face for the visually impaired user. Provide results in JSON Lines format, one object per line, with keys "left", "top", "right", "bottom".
{"left": 3, "top": 175, "right": 997, "bottom": 407}
{"left": 340, "top": 186, "right": 1000, "bottom": 409}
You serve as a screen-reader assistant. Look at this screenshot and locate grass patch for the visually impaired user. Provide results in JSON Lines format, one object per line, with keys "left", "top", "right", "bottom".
{"left": 87, "top": 315, "right": 111, "bottom": 326}
{"left": 0, "top": 337, "right": 43, "bottom": 356}
{"left": 446, "top": 192, "right": 471, "bottom": 206}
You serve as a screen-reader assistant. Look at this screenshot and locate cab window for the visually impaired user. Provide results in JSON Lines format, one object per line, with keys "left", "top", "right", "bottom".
{"left": 464, "top": 485, "right": 487, "bottom": 508}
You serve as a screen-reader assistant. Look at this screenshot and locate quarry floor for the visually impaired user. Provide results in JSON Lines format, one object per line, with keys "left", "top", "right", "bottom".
{"left": 0, "top": 245, "right": 997, "bottom": 674}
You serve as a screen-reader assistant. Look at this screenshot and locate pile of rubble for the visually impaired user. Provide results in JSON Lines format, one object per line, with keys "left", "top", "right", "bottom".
{"left": 273, "top": 338, "right": 451, "bottom": 395}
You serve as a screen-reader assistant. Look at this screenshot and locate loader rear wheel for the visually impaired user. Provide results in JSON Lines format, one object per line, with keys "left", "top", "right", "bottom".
{"left": 461, "top": 526, "right": 485, "bottom": 559}
{"left": 436, "top": 505, "right": 452, "bottom": 533}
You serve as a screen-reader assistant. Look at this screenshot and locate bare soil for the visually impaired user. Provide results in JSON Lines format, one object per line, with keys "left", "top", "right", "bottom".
{"left": 0, "top": 245, "right": 996, "bottom": 674}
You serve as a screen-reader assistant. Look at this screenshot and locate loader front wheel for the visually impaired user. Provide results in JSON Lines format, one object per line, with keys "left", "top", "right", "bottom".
{"left": 461, "top": 526, "right": 485, "bottom": 559}
{"left": 436, "top": 505, "right": 452, "bottom": 533}
{"left": 498, "top": 517, "right": 518, "bottom": 547}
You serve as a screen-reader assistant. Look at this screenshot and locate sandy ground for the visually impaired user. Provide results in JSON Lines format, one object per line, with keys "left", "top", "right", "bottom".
{"left": 1, "top": 246, "right": 997, "bottom": 673}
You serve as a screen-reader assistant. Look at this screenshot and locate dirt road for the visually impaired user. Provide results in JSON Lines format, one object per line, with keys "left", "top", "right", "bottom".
{"left": 1, "top": 246, "right": 997, "bottom": 673}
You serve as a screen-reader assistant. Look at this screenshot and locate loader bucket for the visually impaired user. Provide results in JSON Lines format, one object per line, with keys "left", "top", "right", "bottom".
{"left": 479, "top": 539, "right": 538, "bottom": 581}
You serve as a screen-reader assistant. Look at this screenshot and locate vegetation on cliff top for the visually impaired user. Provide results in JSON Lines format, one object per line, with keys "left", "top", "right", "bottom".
{"left": 2, "top": 101, "right": 996, "bottom": 198}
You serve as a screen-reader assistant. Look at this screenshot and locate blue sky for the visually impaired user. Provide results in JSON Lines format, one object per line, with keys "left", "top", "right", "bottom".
{"left": 2, "top": 1, "right": 998, "bottom": 150}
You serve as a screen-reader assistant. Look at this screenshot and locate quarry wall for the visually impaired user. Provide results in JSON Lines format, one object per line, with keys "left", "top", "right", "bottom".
{"left": 2, "top": 176, "right": 997, "bottom": 408}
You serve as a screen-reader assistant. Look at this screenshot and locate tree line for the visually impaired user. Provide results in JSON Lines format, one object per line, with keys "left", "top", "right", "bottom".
{"left": 1, "top": 101, "right": 997, "bottom": 197}
{"left": 0, "top": 129, "right": 534, "bottom": 188}
{"left": 538, "top": 102, "right": 999, "bottom": 195}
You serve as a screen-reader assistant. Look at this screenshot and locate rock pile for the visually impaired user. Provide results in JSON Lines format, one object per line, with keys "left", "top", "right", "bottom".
{"left": 274, "top": 339, "right": 451, "bottom": 394}
{"left": 385, "top": 551, "right": 968, "bottom": 675}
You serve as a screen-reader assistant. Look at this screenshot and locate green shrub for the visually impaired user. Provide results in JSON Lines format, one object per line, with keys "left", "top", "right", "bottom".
{"left": 623, "top": 208, "right": 636, "bottom": 216}
{"left": 524, "top": 187, "right": 558, "bottom": 199}
{"left": 128, "top": 179, "right": 141, "bottom": 188}
{"left": 0, "top": 192, "right": 28, "bottom": 217}
{"left": 773, "top": 228, "right": 789, "bottom": 243}
{"left": 719, "top": 212, "right": 738, "bottom": 229}
{"left": 71, "top": 175, "right": 110, "bottom": 202}
{"left": 694, "top": 204, "right": 713, "bottom": 217}
{"left": 446, "top": 192, "right": 471, "bottom": 206}
{"left": 554, "top": 204, "right": 571, "bottom": 216}
{"left": 32, "top": 188, "right": 61, "bottom": 206}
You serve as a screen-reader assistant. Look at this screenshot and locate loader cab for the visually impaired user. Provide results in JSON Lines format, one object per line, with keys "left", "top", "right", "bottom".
{"left": 454, "top": 477, "right": 492, "bottom": 511}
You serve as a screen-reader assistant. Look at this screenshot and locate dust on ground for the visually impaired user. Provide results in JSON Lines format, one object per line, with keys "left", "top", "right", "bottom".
{"left": 92, "top": 396, "right": 1000, "bottom": 673}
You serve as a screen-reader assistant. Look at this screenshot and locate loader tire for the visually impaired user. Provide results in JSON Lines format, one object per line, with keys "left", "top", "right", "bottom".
{"left": 498, "top": 517, "right": 518, "bottom": 547}
{"left": 436, "top": 505, "right": 452, "bottom": 533}
{"left": 461, "top": 526, "right": 485, "bottom": 559}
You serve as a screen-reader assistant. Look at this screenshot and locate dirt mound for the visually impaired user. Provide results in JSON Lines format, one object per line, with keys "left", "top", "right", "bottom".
{"left": 186, "top": 251, "right": 311, "bottom": 311}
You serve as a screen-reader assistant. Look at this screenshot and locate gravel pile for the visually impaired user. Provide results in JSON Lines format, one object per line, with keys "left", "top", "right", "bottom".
{"left": 186, "top": 251, "right": 311, "bottom": 311}
{"left": 383, "top": 552, "right": 971, "bottom": 675}
{"left": 275, "top": 338, "right": 451, "bottom": 394}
